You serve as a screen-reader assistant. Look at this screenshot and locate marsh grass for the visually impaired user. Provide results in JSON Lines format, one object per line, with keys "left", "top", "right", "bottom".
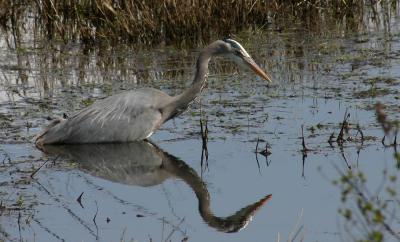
{"left": 0, "top": 0, "right": 397, "bottom": 46}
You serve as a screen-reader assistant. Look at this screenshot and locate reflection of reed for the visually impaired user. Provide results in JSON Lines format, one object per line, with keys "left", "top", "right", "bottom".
{"left": 41, "top": 141, "right": 272, "bottom": 233}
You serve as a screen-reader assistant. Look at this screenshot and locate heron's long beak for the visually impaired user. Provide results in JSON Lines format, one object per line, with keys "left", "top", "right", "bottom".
{"left": 245, "top": 57, "right": 273, "bottom": 83}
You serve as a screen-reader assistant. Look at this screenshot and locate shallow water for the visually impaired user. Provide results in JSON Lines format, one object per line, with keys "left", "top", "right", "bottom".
{"left": 1, "top": 10, "right": 400, "bottom": 242}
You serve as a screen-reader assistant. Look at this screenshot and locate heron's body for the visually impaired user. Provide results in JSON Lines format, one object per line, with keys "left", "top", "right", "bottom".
{"left": 35, "top": 39, "right": 272, "bottom": 145}
{"left": 36, "top": 88, "right": 174, "bottom": 144}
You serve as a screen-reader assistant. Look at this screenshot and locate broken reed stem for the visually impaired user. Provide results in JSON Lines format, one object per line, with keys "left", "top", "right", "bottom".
{"left": 255, "top": 138, "right": 262, "bottom": 174}
{"left": 30, "top": 155, "right": 59, "bottom": 178}
{"left": 337, "top": 109, "right": 350, "bottom": 146}
{"left": 301, "top": 125, "right": 309, "bottom": 154}
{"left": 328, "top": 132, "right": 335, "bottom": 147}
{"left": 356, "top": 124, "right": 364, "bottom": 142}
{"left": 200, "top": 119, "right": 208, "bottom": 144}
{"left": 256, "top": 138, "right": 271, "bottom": 156}
{"left": 200, "top": 117, "right": 209, "bottom": 168}
{"left": 256, "top": 138, "right": 260, "bottom": 153}
{"left": 18, "top": 212, "right": 22, "bottom": 242}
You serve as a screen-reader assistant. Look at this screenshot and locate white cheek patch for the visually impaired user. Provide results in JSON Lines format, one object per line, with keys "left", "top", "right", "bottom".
{"left": 239, "top": 47, "right": 251, "bottom": 58}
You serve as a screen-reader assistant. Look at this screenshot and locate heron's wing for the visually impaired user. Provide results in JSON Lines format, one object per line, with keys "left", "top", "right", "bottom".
{"left": 71, "top": 92, "right": 157, "bottom": 128}
{"left": 37, "top": 88, "right": 173, "bottom": 144}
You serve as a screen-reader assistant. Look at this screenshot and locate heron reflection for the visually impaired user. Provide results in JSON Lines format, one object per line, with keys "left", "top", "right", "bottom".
{"left": 41, "top": 141, "right": 272, "bottom": 233}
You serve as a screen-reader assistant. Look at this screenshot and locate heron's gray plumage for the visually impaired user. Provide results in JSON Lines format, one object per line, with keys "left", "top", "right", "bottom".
{"left": 36, "top": 88, "right": 174, "bottom": 144}
{"left": 35, "top": 39, "right": 272, "bottom": 145}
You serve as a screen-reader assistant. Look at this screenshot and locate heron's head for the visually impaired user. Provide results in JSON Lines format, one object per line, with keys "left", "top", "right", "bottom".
{"left": 214, "top": 38, "right": 272, "bottom": 83}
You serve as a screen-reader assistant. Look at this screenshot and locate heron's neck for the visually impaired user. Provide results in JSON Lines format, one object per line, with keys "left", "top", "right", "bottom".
{"left": 161, "top": 49, "right": 212, "bottom": 121}
{"left": 180, "top": 50, "right": 212, "bottom": 104}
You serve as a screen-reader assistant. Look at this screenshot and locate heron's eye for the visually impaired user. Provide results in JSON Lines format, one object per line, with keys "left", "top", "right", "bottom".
{"left": 235, "top": 50, "right": 243, "bottom": 56}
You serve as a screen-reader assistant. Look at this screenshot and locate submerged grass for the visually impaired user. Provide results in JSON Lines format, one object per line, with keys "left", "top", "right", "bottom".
{"left": 0, "top": 0, "right": 397, "bottom": 46}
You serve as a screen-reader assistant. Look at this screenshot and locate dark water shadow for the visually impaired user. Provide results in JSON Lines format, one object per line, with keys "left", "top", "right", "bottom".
{"left": 40, "top": 141, "right": 272, "bottom": 233}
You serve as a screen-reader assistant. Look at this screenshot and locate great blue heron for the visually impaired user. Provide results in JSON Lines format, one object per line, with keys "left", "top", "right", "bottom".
{"left": 35, "top": 39, "right": 272, "bottom": 145}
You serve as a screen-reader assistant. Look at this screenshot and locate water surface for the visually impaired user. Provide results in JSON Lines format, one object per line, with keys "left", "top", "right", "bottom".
{"left": 1, "top": 10, "right": 400, "bottom": 242}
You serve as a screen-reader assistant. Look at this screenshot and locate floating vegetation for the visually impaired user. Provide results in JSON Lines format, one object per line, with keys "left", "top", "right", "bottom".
{"left": 353, "top": 87, "right": 393, "bottom": 99}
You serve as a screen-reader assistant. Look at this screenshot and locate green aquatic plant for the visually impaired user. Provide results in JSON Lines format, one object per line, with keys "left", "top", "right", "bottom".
{"left": 16, "top": 194, "right": 24, "bottom": 208}
{"left": 334, "top": 103, "right": 400, "bottom": 242}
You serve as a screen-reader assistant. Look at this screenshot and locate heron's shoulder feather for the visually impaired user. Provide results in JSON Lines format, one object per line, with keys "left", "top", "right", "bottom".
{"left": 70, "top": 88, "right": 171, "bottom": 121}
{"left": 94, "top": 88, "right": 172, "bottom": 107}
